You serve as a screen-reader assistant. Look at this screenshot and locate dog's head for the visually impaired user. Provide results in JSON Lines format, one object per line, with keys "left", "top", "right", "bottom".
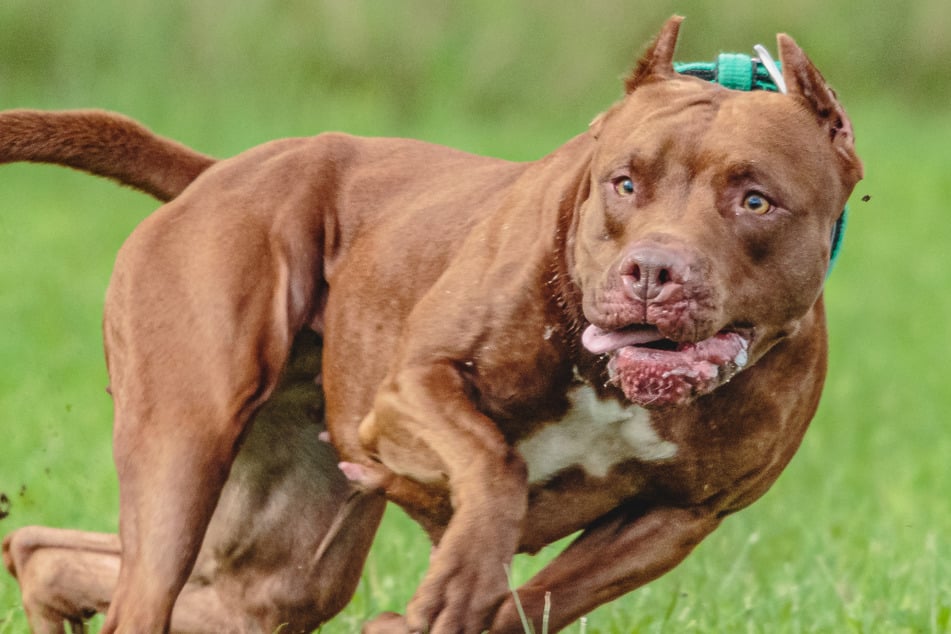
{"left": 573, "top": 16, "right": 863, "bottom": 408}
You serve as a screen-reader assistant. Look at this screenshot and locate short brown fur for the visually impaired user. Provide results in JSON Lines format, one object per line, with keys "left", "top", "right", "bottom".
{"left": 2, "top": 17, "right": 860, "bottom": 634}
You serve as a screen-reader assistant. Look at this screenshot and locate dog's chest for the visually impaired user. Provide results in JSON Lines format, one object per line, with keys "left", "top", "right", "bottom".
{"left": 515, "top": 384, "right": 678, "bottom": 484}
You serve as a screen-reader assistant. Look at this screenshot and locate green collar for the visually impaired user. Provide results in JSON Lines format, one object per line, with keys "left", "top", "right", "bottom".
{"left": 674, "top": 48, "right": 846, "bottom": 276}
{"left": 674, "top": 51, "right": 783, "bottom": 92}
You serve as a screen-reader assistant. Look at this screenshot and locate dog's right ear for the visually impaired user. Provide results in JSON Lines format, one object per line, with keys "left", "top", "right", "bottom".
{"left": 624, "top": 15, "right": 684, "bottom": 93}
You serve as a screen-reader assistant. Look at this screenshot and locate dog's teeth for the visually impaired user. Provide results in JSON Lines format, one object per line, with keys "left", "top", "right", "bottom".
{"left": 734, "top": 348, "right": 749, "bottom": 368}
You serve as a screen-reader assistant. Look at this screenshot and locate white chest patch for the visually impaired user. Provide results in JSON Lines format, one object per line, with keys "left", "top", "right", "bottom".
{"left": 516, "top": 384, "right": 678, "bottom": 484}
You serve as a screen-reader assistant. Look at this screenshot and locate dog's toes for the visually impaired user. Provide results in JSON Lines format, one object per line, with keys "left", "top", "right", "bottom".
{"left": 406, "top": 544, "right": 510, "bottom": 634}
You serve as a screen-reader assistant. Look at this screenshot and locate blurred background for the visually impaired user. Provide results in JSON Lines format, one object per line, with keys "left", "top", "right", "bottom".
{"left": 0, "top": 1, "right": 948, "bottom": 632}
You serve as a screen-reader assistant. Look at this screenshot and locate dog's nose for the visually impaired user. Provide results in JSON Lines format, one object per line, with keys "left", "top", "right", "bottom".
{"left": 619, "top": 245, "right": 686, "bottom": 302}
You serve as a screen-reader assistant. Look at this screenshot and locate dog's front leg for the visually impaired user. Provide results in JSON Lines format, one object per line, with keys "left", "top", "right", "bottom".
{"left": 489, "top": 504, "right": 721, "bottom": 633}
{"left": 361, "top": 361, "right": 528, "bottom": 634}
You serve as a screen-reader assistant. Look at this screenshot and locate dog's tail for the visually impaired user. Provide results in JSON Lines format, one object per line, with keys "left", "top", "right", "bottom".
{"left": 0, "top": 109, "right": 215, "bottom": 202}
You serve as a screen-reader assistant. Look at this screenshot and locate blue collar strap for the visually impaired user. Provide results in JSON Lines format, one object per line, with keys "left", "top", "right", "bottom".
{"left": 674, "top": 49, "right": 847, "bottom": 277}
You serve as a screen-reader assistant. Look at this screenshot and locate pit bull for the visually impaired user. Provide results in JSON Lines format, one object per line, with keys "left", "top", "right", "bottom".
{"left": 1, "top": 16, "right": 862, "bottom": 634}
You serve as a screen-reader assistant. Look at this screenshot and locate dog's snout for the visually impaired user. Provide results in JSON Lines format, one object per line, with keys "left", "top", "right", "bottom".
{"left": 620, "top": 245, "right": 687, "bottom": 302}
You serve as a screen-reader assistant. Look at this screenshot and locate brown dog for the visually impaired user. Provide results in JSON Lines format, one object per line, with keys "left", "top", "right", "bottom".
{"left": 1, "top": 17, "right": 861, "bottom": 634}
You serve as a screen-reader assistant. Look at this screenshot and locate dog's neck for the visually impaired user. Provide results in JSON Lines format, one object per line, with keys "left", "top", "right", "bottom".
{"left": 547, "top": 134, "right": 594, "bottom": 360}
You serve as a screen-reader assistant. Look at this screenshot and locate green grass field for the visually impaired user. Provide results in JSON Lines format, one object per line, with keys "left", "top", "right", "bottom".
{"left": 1, "top": 2, "right": 949, "bottom": 632}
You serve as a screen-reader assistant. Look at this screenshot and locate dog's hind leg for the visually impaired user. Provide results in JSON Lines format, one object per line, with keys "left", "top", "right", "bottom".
{"left": 3, "top": 527, "right": 241, "bottom": 633}
{"left": 3, "top": 331, "right": 384, "bottom": 633}
{"left": 4, "top": 501, "right": 384, "bottom": 634}
{"left": 97, "top": 174, "right": 317, "bottom": 632}
{"left": 190, "top": 330, "right": 386, "bottom": 632}
{"left": 4, "top": 527, "right": 120, "bottom": 634}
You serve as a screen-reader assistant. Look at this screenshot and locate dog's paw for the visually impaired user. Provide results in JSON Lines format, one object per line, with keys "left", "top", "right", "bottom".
{"left": 362, "top": 611, "right": 412, "bottom": 634}
{"left": 406, "top": 545, "right": 510, "bottom": 634}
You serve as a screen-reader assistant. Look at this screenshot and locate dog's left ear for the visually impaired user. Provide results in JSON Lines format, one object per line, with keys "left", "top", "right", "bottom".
{"left": 778, "top": 34, "right": 864, "bottom": 182}
{"left": 624, "top": 15, "right": 683, "bottom": 93}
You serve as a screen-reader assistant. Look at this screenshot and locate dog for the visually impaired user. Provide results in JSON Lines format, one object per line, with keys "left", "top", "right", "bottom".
{"left": 1, "top": 16, "right": 861, "bottom": 633}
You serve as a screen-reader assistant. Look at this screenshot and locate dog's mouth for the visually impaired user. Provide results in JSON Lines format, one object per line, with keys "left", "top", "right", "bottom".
{"left": 582, "top": 323, "right": 751, "bottom": 407}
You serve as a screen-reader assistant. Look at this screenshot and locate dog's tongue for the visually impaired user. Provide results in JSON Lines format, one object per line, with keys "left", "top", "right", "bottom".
{"left": 581, "top": 324, "right": 665, "bottom": 355}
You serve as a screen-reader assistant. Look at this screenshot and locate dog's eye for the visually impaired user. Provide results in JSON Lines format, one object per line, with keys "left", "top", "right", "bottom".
{"left": 613, "top": 177, "right": 635, "bottom": 197}
{"left": 741, "top": 192, "right": 772, "bottom": 215}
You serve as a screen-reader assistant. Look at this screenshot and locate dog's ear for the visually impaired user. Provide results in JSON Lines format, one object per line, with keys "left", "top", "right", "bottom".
{"left": 624, "top": 15, "right": 683, "bottom": 93}
{"left": 778, "top": 34, "right": 864, "bottom": 181}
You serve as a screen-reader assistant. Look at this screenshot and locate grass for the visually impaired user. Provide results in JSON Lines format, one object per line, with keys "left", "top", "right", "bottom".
{"left": 2, "top": 2, "right": 950, "bottom": 632}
